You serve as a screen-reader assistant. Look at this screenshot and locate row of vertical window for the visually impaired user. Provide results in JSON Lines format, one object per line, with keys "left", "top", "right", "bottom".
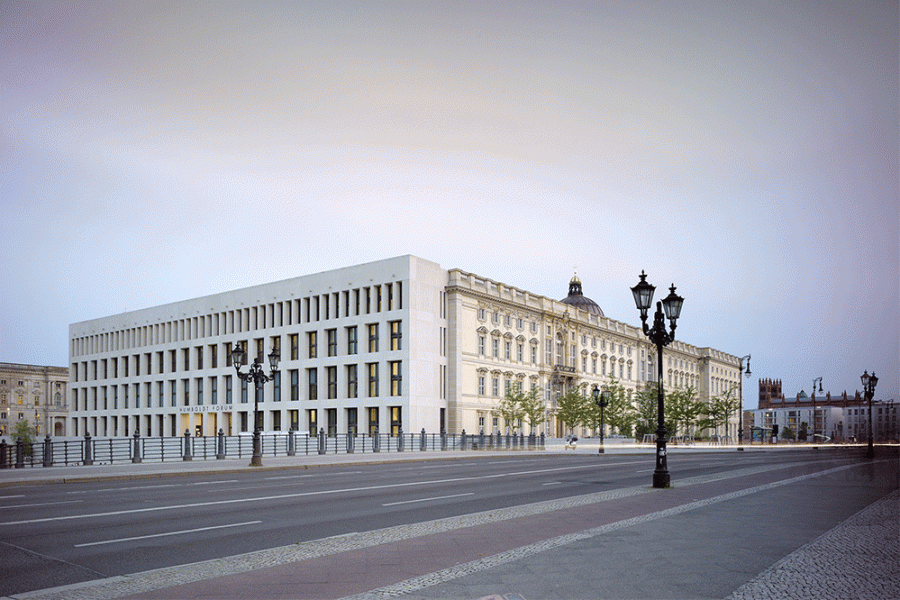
{"left": 71, "top": 322, "right": 402, "bottom": 382}
{"left": 71, "top": 282, "right": 403, "bottom": 357}
{"left": 71, "top": 361, "right": 403, "bottom": 411}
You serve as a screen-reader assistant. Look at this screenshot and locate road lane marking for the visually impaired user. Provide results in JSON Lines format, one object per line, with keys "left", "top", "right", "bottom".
{"left": 383, "top": 493, "right": 474, "bottom": 506}
{"left": 2, "top": 500, "right": 83, "bottom": 509}
{"left": 74, "top": 521, "right": 262, "bottom": 547}
{"left": 0, "top": 494, "right": 26, "bottom": 499}
{"left": 542, "top": 482, "right": 562, "bottom": 486}
{"left": 0, "top": 463, "right": 633, "bottom": 526}
{"left": 67, "top": 480, "right": 239, "bottom": 494}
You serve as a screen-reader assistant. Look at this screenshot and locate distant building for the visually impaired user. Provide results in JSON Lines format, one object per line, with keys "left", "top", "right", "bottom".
{"left": 750, "top": 378, "right": 898, "bottom": 442}
{"left": 0, "top": 363, "right": 69, "bottom": 437}
{"left": 68, "top": 255, "right": 743, "bottom": 438}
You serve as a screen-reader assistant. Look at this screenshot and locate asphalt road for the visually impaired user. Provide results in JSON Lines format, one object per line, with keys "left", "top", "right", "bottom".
{"left": 0, "top": 450, "right": 895, "bottom": 598}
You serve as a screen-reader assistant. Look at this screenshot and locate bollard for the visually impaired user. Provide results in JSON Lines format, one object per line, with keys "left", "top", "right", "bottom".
{"left": 373, "top": 427, "right": 380, "bottom": 453}
{"left": 287, "top": 429, "right": 296, "bottom": 457}
{"left": 216, "top": 428, "right": 226, "bottom": 460}
{"left": 397, "top": 427, "right": 404, "bottom": 452}
{"left": 182, "top": 429, "right": 193, "bottom": 461}
{"left": 420, "top": 428, "right": 426, "bottom": 451}
{"left": 441, "top": 428, "right": 447, "bottom": 451}
{"left": 0, "top": 439, "right": 7, "bottom": 469}
{"left": 132, "top": 429, "right": 143, "bottom": 464}
{"left": 15, "top": 437, "right": 25, "bottom": 468}
{"left": 43, "top": 434, "right": 53, "bottom": 467}
{"left": 82, "top": 432, "right": 93, "bottom": 466}
{"left": 318, "top": 428, "right": 326, "bottom": 455}
{"left": 479, "top": 428, "right": 485, "bottom": 449}
{"left": 347, "top": 428, "right": 355, "bottom": 454}
{"left": 540, "top": 432, "right": 545, "bottom": 449}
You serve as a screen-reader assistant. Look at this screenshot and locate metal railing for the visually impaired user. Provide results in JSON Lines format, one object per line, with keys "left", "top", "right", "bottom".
{"left": 0, "top": 429, "right": 545, "bottom": 469}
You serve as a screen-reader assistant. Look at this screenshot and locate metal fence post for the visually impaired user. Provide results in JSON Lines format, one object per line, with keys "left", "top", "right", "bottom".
{"left": 0, "top": 439, "right": 7, "bottom": 469}
{"left": 397, "top": 427, "right": 404, "bottom": 452}
{"left": 373, "top": 427, "right": 380, "bottom": 453}
{"left": 287, "top": 429, "right": 296, "bottom": 457}
{"left": 540, "top": 432, "right": 545, "bottom": 449}
{"left": 216, "top": 428, "right": 226, "bottom": 460}
{"left": 42, "top": 434, "right": 53, "bottom": 467}
{"left": 15, "top": 437, "right": 25, "bottom": 468}
{"left": 132, "top": 429, "right": 142, "bottom": 464}
{"left": 347, "top": 428, "right": 355, "bottom": 454}
{"left": 318, "top": 428, "right": 326, "bottom": 455}
{"left": 461, "top": 429, "right": 467, "bottom": 450}
{"left": 82, "top": 432, "right": 93, "bottom": 466}
{"left": 420, "top": 428, "right": 426, "bottom": 451}
{"left": 182, "top": 429, "right": 193, "bottom": 461}
{"left": 441, "top": 428, "right": 447, "bottom": 451}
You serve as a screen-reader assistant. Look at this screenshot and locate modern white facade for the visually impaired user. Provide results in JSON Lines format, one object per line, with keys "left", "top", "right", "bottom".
{"left": 69, "top": 256, "right": 743, "bottom": 438}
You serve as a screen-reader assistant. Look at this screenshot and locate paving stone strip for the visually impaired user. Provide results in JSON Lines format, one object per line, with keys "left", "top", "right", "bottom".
{"left": 725, "top": 488, "right": 900, "bottom": 600}
{"left": 6, "top": 459, "right": 849, "bottom": 600}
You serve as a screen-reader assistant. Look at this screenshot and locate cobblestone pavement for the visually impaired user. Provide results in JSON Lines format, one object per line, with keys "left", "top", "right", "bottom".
{"left": 725, "top": 489, "right": 899, "bottom": 600}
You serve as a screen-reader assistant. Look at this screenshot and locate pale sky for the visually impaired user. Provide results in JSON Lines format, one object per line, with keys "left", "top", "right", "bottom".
{"left": 2, "top": 1, "right": 897, "bottom": 406}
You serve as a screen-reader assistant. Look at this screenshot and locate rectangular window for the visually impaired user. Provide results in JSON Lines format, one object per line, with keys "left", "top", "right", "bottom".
{"left": 492, "top": 377, "right": 499, "bottom": 397}
{"left": 196, "top": 378, "right": 203, "bottom": 405}
{"left": 327, "top": 366, "right": 337, "bottom": 399}
{"left": 290, "top": 334, "right": 299, "bottom": 360}
{"left": 367, "top": 363, "right": 378, "bottom": 397}
{"left": 517, "top": 344, "right": 523, "bottom": 362}
{"left": 492, "top": 338, "right": 499, "bottom": 359}
{"left": 196, "top": 346, "right": 203, "bottom": 370}
{"left": 327, "top": 329, "right": 337, "bottom": 357}
{"left": 158, "top": 382, "right": 164, "bottom": 407}
{"left": 290, "top": 369, "right": 299, "bottom": 401}
{"left": 390, "top": 361, "right": 401, "bottom": 396}
{"left": 368, "top": 324, "right": 379, "bottom": 352}
{"left": 272, "top": 371, "right": 281, "bottom": 402}
{"left": 209, "top": 345, "right": 217, "bottom": 369}
{"left": 183, "top": 349, "right": 190, "bottom": 371}
{"left": 389, "top": 321, "right": 401, "bottom": 351}
{"left": 225, "top": 375, "right": 233, "bottom": 404}
{"left": 347, "top": 364, "right": 358, "bottom": 398}
{"left": 368, "top": 407, "right": 379, "bottom": 436}
{"left": 531, "top": 346, "right": 537, "bottom": 365}
{"left": 308, "top": 332, "right": 317, "bottom": 359}
{"left": 308, "top": 408, "right": 317, "bottom": 436}
{"left": 347, "top": 326, "right": 358, "bottom": 355}
{"left": 170, "top": 381, "right": 176, "bottom": 407}
{"left": 390, "top": 406, "right": 401, "bottom": 437}
{"left": 182, "top": 378, "right": 189, "bottom": 406}
{"left": 241, "top": 378, "right": 248, "bottom": 404}
{"left": 308, "top": 368, "right": 318, "bottom": 400}
{"left": 478, "top": 336, "right": 485, "bottom": 356}
{"left": 478, "top": 376, "right": 485, "bottom": 395}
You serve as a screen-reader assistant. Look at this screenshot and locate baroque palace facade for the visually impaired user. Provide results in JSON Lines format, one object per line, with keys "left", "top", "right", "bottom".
{"left": 68, "top": 256, "right": 743, "bottom": 438}
{"left": 1, "top": 363, "right": 69, "bottom": 437}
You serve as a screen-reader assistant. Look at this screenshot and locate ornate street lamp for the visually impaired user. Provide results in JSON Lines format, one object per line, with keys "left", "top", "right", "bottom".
{"left": 631, "top": 271, "right": 683, "bottom": 488}
{"left": 737, "top": 355, "right": 751, "bottom": 448}
{"left": 811, "top": 376, "right": 823, "bottom": 441}
{"left": 860, "top": 370, "right": 878, "bottom": 459}
{"left": 232, "top": 342, "right": 280, "bottom": 466}
{"left": 591, "top": 384, "right": 611, "bottom": 453}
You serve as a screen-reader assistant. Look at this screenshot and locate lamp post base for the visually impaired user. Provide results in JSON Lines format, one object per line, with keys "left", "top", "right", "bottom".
{"left": 250, "top": 429, "right": 263, "bottom": 467}
{"left": 653, "top": 470, "right": 670, "bottom": 489}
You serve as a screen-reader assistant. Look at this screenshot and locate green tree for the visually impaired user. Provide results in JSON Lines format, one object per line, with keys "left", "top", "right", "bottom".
{"left": 634, "top": 383, "right": 660, "bottom": 440}
{"left": 13, "top": 420, "right": 37, "bottom": 456}
{"left": 493, "top": 386, "right": 526, "bottom": 432}
{"left": 555, "top": 388, "right": 588, "bottom": 433}
{"left": 666, "top": 386, "right": 703, "bottom": 437}
{"left": 518, "top": 387, "right": 547, "bottom": 433}
{"left": 586, "top": 378, "right": 636, "bottom": 437}
{"left": 702, "top": 386, "right": 741, "bottom": 438}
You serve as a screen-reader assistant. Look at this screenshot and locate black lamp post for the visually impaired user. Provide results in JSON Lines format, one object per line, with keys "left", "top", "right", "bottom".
{"left": 861, "top": 370, "right": 878, "bottom": 459}
{"left": 811, "top": 376, "right": 823, "bottom": 441}
{"left": 737, "top": 355, "right": 751, "bottom": 447}
{"left": 631, "top": 271, "right": 683, "bottom": 489}
{"left": 232, "top": 342, "right": 280, "bottom": 467}
{"left": 592, "top": 384, "right": 610, "bottom": 453}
